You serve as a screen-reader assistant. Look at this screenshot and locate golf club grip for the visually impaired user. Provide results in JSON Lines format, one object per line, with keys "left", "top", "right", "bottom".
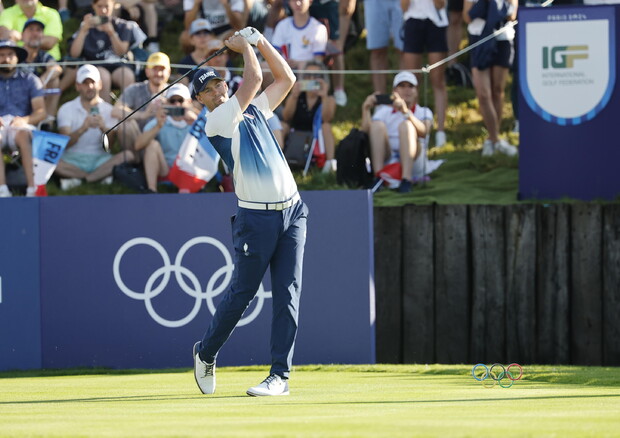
{"left": 103, "top": 46, "right": 229, "bottom": 137}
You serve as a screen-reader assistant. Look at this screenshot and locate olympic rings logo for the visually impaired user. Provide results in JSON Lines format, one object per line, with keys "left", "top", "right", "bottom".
{"left": 472, "top": 363, "right": 524, "bottom": 388}
{"left": 112, "top": 237, "right": 271, "bottom": 328}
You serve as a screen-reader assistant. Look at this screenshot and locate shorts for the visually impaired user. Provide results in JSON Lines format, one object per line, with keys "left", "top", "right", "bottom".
{"left": 448, "top": 0, "right": 464, "bottom": 13}
{"left": 61, "top": 151, "right": 112, "bottom": 173}
{"left": 469, "top": 36, "right": 514, "bottom": 69}
{"left": 403, "top": 18, "right": 448, "bottom": 54}
{"left": 0, "top": 116, "right": 34, "bottom": 150}
{"left": 364, "top": 0, "right": 404, "bottom": 51}
{"left": 309, "top": 0, "right": 340, "bottom": 41}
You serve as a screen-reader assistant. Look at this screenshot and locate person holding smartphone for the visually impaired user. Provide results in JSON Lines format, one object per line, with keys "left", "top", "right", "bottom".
{"left": 134, "top": 83, "right": 198, "bottom": 192}
{"left": 361, "top": 71, "right": 434, "bottom": 193}
{"left": 281, "top": 61, "right": 337, "bottom": 172}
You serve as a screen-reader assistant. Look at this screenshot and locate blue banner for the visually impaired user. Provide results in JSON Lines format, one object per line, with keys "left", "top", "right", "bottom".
{"left": 0, "top": 199, "right": 42, "bottom": 371}
{"left": 34, "top": 191, "right": 374, "bottom": 369}
{"left": 519, "top": 5, "right": 620, "bottom": 200}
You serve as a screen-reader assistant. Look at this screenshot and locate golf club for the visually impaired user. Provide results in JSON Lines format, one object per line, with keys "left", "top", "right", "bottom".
{"left": 101, "top": 46, "right": 229, "bottom": 152}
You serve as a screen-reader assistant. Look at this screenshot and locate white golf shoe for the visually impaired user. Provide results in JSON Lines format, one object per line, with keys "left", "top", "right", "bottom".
{"left": 246, "top": 374, "right": 289, "bottom": 397}
{"left": 481, "top": 139, "right": 495, "bottom": 156}
{"left": 193, "top": 342, "right": 215, "bottom": 394}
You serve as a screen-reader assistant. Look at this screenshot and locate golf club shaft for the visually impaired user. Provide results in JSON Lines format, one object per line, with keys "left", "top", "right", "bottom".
{"left": 103, "top": 46, "right": 229, "bottom": 137}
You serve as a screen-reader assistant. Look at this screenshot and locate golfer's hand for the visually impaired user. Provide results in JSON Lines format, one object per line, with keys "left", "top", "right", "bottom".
{"left": 237, "top": 26, "right": 262, "bottom": 46}
{"left": 224, "top": 34, "right": 250, "bottom": 53}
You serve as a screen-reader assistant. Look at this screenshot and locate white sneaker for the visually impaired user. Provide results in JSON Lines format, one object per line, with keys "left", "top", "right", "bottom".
{"left": 334, "top": 89, "right": 347, "bottom": 107}
{"left": 322, "top": 158, "right": 337, "bottom": 173}
{"left": 0, "top": 184, "right": 12, "bottom": 197}
{"left": 494, "top": 139, "right": 518, "bottom": 156}
{"left": 512, "top": 120, "right": 520, "bottom": 134}
{"left": 193, "top": 342, "right": 215, "bottom": 394}
{"left": 435, "top": 130, "right": 446, "bottom": 147}
{"left": 101, "top": 176, "right": 113, "bottom": 185}
{"left": 481, "top": 139, "right": 495, "bottom": 156}
{"left": 247, "top": 374, "right": 289, "bottom": 397}
{"left": 25, "top": 186, "right": 36, "bottom": 197}
{"left": 60, "top": 178, "right": 83, "bottom": 190}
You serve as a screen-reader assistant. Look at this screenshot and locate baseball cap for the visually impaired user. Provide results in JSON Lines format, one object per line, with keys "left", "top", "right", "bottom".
{"left": 190, "top": 18, "right": 212, "bottom": 36}
{"left": 0, "top": 40, "right": 27, "bottom": 63}
{"left": 23, "top": 18, "right": 45, "bottom": 32}
{"left": 393, "top": 71, "right": 418, "bottom": 88}
{"left": 165, "top": 83, "right": 191, "bottom": 101}
{"left": 191, "top": 67, "right": 224, "bottom": 97}
{"left": 146, "top": 52, "right": 171, "bottom": 70}
{"left": 76, "top": 64, "right": 101, "bottom": 83}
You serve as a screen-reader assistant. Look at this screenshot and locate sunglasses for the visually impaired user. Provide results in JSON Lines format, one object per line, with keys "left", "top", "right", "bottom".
{"left": 168, "top": 97, "right": 184, "bottom": 104}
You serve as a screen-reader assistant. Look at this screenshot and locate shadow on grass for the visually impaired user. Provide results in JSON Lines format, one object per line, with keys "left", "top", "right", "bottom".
{"left": 0, "top": 394, "right": 247, "bottom": 405}
{"left": 0, "top": 367, "right": 191, "bottom": 379}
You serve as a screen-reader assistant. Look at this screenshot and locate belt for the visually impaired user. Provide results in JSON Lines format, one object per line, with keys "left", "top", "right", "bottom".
{"left": 238, "top": 193, "right": 300, "bottom": 211}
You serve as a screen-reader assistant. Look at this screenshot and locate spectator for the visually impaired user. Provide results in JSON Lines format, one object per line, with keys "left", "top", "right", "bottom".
{"left": 57, "top": 0, "right": 71, "bottom": 23}
{"left": 69, "top": 0, "right": 146, "bottom": 102}
{"left": 177, "top": 19, "right": 217, "bottom": 84}
{"left": 401, "top": 0, "right": 449, "bottom": 147}
{"left": 308, "top": 0, "right": 354, "bottom": 106}
{"left": 363, "top": 0, "right": 404, "bottom": 93}
{"left": 117, "top": 0, "right": 161, "bottom": 53}
{"left": 55, "top": 64, "right": 134, "bottom": 187}
{"left": 447, "top": 0, "right": 464, "bottom": 66}
{"left": 272, "top": 0, "right": 328, "bottom": 71}
{"left": 361, "top": 71, "right": 432, "bottom": 193}
{"left": 20, "top": 18, "right": 63, "bottom": 124}
{"left": 463, "top": 0, "right": 518, "bottom": 156}
{"left": 112, "top": 51, "right": 172, "bottom": 152}
{"left": 0, "top": 40, "right": 45, "bottom": 197}
{"left": 281, "top": 61, "right": 336, "bottom": 172}
{"left": 180, "top": 0, "right": 246, "bottom": 53}
{"left": 135, "top": 83, "right": 197, "bottom": 192}
{"left": 0, "top": 0, "right": 63, "bottom": 60}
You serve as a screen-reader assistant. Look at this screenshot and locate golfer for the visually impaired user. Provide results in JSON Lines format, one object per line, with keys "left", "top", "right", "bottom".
{"left": 191, "top": 27, "right": 308, "bottom": 397}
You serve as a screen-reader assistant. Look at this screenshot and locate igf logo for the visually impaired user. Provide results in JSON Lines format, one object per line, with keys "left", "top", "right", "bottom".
{"left": 542, "top": 45, "right": 588, "bottom": 69}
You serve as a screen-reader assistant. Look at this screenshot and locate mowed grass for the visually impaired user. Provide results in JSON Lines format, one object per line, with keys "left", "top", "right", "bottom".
{"left": 2, "top": 365, "right": 620, "bottom": 437}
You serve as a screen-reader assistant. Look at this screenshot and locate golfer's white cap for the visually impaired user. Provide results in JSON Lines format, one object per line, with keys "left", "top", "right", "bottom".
{"left": 393, "top": 71, "right": 418, "bottom": 88}
{"left": 76, "top": 64, "right": 101, "bottom": 84}
{"left": 165, "top": 83, "right": 191, "bottom": 100}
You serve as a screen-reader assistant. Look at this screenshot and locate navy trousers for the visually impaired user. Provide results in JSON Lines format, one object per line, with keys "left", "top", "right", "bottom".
{"left": 198, "top": 200, "right": 308, "bottom": 378}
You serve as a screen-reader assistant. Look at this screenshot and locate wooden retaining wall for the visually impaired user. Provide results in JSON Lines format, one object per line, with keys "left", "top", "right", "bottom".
{"left": 373, "top": 204, "right": 620, "bottom": 366}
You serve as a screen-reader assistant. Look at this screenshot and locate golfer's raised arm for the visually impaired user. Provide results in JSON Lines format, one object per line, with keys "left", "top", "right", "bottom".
{"left": 256, "top": 34, "right": 296, "bottom": 110}
{"left": 224, "top": 34, "right": 262, "bottom": 111}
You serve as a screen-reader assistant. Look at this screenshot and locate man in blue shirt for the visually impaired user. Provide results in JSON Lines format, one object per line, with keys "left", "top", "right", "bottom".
{"left": 191, "top": 27, "right": 308, "bottom": 397}
{"left": 0, "top": 39, "right": 45, "bottom": 197}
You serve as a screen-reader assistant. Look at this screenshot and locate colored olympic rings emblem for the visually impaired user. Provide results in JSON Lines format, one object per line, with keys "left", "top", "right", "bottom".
{"left": 472, "top": 363, "right": 523, "bottom": 388}
{"left": 113, "top": 237, "right": 271, "bottom": 328}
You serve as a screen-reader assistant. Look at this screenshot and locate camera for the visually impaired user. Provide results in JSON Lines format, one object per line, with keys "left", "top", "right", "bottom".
{"left": 90, "top": 106, "right": 99, "bottom": 115}
{"left": 92, "top": 16, "right": 109, "bottom": 25}
{"left": 375, "top": 94, "right": 394, "bottom": 105}
{"left": 299, "top": 79, "right": 321, "bottom": 92}
{"left": 164, "top": 106, "right": 185, "bottom": 117}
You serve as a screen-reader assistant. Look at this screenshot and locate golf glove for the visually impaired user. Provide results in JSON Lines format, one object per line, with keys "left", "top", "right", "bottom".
{"left": 237, "top": 27, "right": 261, "bottom": 46}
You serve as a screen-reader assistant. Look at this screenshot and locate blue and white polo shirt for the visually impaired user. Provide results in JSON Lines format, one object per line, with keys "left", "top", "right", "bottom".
{"left": 205, "top": 92, "right": 298, "bottom": 204}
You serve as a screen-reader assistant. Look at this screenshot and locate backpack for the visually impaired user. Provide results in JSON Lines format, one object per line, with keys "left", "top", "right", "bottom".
{"left": 336, "top": 128, "right": 374, "bottom": 188}
{"left": 284, "top": 130, "right": 313, "bottom": 170}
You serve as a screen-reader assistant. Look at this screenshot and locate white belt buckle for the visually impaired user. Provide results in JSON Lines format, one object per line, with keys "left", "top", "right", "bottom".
{"left": 275, "top": 201, "right": 285, "bottom": 211}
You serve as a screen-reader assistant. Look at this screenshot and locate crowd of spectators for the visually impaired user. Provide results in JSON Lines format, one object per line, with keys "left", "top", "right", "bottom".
{"left": 2, "top": 0, "right": 573, "bottom": 197}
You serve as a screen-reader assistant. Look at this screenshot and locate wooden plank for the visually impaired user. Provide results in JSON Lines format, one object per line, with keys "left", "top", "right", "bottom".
{"left": 434, "top": 205, "right": 470, "bottom": 364}
{"left": 505, "top": 205, "right": 537, "bottom": 364}
{"left": 469, "top": 205, "right": 506, "bottom": 363}
{"left": 570, "top": 204, "right": 603, "bottom": 365}
{"left": 603, "top": 204, "right": 620, "bottom": 366}
{"left": 373, "top": 207, "right": 403, "bottom": 363}
{"left": 536, "top": 204, "right": 570, "bottom": 364}
{"left": 402, "top": 205, "right": 434, "bottom": 363}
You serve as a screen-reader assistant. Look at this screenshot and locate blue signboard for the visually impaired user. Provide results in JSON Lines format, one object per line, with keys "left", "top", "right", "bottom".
{"left": 37, "top": 191, "right": 375, "bottom": 369}
{"left": 0, "top": 199, "right": 42, "bottom": 371}
{"left": 519, "top": 5, "right": 620, "bottom": 200}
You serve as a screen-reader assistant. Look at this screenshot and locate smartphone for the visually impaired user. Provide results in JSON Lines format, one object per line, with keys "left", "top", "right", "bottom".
{"left": 90, "top": 106, "right": 99, "bottom": 115}
{"left": 299, "top": 79, "right": 321, "bottom": 92}
{"left": 164, "top": 106, "right": 185, "bottom": 117}
{"left": 375, "top": 94, "right": 394, "bottom": 105}
{"left": 92, "top": 16, "right": 109, "bottom": 25}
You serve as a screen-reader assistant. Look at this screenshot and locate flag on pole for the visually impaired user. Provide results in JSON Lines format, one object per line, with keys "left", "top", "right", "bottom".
{"left": 302, "top": 103, "right": 326, "bottom": 176}
{"left": 168, "top": 107, "right": 220, "bottom": 193}
{"left": 32, "top": 130, "right": 70, "bottom": 196}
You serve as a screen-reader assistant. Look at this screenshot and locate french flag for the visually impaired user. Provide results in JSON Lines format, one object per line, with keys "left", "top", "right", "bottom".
{"left": 168, "top": 107, "right": 220, "bottom": 193}
{"left": 32, "top": 130, "right": 70, "bottom": 196}
{"left": 303, "top": 103, "right": 326, "bottom": 175}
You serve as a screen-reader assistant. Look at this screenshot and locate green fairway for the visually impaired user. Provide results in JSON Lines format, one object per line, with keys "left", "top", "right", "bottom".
{"left": 2, "top": 365, "right": 620, "bottom": 437}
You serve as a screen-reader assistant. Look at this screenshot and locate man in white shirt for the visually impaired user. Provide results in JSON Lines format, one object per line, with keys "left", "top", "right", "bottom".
{"left": 191, "top": 27, "right": 308, "bottom": 398}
